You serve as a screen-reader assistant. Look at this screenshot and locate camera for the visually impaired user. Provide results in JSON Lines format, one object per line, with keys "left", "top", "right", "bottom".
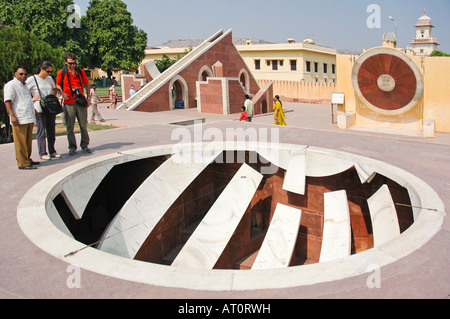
{"left": 71, "top": 86, "right": 88, "bottom": 106}
{"left": 72, "top": 87, "right": 82, "bottom": 96}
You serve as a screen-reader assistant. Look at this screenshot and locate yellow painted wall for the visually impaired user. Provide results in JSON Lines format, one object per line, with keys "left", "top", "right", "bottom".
{"left": 355, "top": 97, "right": 423, "bottom": 131}
{"left": 423, "top": 57, "right": 450, "bottom": 132}
{"left": 258, "top": 79, "right": 336, "bottom": 104}
{"left": 335, "top": 54, "right": 357, "bottom": 114}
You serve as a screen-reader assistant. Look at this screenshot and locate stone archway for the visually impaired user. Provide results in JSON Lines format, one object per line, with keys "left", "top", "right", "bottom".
{"left": 238, "top": 68, "right": 250, "bottom": 93}
{"left": 198, "top": 65, "right": 214, "bottom": 82}
{"left": 169, "top": 75, "right": 189, "bottom": 109}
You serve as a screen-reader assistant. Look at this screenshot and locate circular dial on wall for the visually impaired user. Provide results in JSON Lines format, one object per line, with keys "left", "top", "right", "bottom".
{"left": 352, "top": 47, "right": 424, "bottom": 115}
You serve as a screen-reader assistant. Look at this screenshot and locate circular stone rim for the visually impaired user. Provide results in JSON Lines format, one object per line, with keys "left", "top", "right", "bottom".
{"left": 352, "top": 46, "right": 424, "bottom": 116}
{"left": 17, "top": 142, "right": 445, "bottom": 291}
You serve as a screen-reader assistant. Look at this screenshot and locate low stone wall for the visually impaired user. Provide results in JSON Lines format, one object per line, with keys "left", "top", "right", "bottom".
{"left": 258, "top": 79, "right": 336, "bottom": 104}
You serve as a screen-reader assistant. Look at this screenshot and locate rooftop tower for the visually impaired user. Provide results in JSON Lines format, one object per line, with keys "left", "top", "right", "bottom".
{"left": 410, "top": 9, "right": 439, "bottom": 56}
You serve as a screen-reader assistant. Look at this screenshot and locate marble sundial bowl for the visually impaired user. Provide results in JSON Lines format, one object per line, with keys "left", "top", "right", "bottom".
{"left": 17, "top": 142, "right": 444, "bottom": 291}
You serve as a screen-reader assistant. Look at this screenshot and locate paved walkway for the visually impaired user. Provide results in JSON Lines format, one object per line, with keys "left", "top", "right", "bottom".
{"left": 0, "top": 102, "right": 448, "bottom": 299}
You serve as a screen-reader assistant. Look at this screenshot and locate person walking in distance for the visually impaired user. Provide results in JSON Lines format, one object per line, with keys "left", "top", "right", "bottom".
{"left": 56, "top": 52, "right": 92, "bottom": 155}
{"left": 3, "top": 66, "right": 41, "bottom": 169}
{"left": 273, "top": 95, "right": 286, "bottom": 126}
{"left": 108, "top": 85, "right": 117, "bottom": 109}
{"left": 90, "top": 84, "right": 105, "bottom": 123}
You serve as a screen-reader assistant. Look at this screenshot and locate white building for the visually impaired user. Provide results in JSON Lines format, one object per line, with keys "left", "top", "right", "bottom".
{"left": 410, "top": 10, "right": 439, "bottom": 56}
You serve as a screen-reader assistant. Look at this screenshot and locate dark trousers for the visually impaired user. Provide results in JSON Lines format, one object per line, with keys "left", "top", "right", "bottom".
{"left": 36, "top": 112, "right": 56, "bottom": 156}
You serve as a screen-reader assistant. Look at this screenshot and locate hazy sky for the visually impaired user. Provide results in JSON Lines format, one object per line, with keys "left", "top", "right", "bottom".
{"left": 74, "top": 0, "right": 449, "bottom": 52}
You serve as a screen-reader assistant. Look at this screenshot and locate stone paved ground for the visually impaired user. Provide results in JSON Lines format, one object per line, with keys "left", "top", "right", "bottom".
{"left": 0, "top": 102, "right": 448, "bottom": 299}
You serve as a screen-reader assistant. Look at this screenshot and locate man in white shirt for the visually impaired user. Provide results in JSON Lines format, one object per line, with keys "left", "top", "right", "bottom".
{"left": 3, "top": 66, "right": 40, "bottom": 170}
{"left": 244, "top": 94, "right": 254, "bottom": 122}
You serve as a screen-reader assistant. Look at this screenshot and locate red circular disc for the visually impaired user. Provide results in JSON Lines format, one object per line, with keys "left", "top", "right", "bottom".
{"left": 357, "top": 54, "right": 417, "bottom": 111}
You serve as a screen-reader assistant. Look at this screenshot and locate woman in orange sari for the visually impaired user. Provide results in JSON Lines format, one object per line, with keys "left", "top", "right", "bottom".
{"left": 273, "top": 95, "right": 286, "bottom": 126}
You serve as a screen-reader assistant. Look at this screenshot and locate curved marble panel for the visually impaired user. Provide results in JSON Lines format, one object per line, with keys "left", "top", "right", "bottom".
{"left": 306, "top": 148, "right": 354, "bottom": 177}
{"left": 368, "top": 185, "right": 401, "bottom": 247}
{"left": 319, "top": 190, "right": 351, "bottom": 263}
{"left": 252, "top": 204, "right": 302, "bottom": 270}
{"left": 97, "top": 148, "right": 223, "bottom": 258}
{"left": 171, "top": 163, "right": 263, "bottom": 269}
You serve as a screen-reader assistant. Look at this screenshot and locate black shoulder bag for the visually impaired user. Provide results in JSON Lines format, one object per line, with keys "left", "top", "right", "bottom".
{"left": 33, "top": 76, "right": 63, "bottom": 114}
{"left": 63, "top": 67, "right": 88, "bottom": 107}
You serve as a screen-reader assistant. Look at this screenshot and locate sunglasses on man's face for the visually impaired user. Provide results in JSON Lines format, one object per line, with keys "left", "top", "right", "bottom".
{"left": 66, "top": 62, "right": 77, "bottom": 65}
{"left": 18, "top": 73, "right": 28, "bottom": 76}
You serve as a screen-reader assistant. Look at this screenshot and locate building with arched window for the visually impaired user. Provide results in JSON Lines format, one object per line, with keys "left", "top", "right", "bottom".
{"left": 120, "top": 29, "right": 272, "bottom": 115}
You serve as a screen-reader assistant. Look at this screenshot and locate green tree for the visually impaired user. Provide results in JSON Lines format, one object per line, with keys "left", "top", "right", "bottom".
{"left": 154, "top": 55, "right": 179, "bottom": 73}
{"left": 0, "top": 0, "right": 147, "bottom": 73}
{"left": 0, "top": 27, "right": 65, "bottom": 128}
{"left": 0, "top": 0, "right": 90, "bottom": 67}
{"left": 0, "top": 0, "right": 80, "bottom": 48}
{"left": 430, "top": 50, "right": 450, "bottom": 57}
{"left": 83, "top": 0, "right": 147, "bottom": 74}
{"left": 154, "top": 48, "right": 192, "bottom": 73}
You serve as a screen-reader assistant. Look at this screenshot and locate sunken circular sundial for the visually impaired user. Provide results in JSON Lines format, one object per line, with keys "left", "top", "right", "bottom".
{"left": 17, "top": 142, "right": 444, "bottom": 291}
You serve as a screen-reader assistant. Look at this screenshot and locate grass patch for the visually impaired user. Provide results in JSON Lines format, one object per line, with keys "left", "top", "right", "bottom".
{"left": 96, "top": 87, "right": 110, "bottom": 96}
{"left": 33, "top": 122, "right": 118, "bottom": 139}
{"left": 96, "top": 87, "right": 121, "bottom": 97}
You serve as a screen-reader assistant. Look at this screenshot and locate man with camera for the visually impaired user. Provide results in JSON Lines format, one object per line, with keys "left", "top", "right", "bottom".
{"left": 56, "top": 52, "right": 92, "bottom": 155}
